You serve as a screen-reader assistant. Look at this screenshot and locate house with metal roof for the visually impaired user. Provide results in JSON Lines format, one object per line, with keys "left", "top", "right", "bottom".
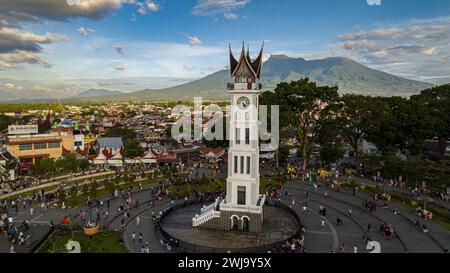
{"left": 96, "top": 137, "right": 124, "bottom": 156}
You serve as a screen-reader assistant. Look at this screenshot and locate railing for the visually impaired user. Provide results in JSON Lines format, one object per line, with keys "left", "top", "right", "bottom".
{"left": 227, "top": 83, "right": 263, "bottom": 91}
{"left": 192, "top": 208, "right": 221, "bottom": 227}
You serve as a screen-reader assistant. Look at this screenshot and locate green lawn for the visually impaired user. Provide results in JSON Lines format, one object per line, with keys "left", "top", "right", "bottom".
{"left": 35, "top": 230, "right": 127, "bottom": 253}
{"left": 64, "top": 178, "right": 162, "bottom": 207}
{"left": 341, "top": 180, "right": 450, "bottom": 231}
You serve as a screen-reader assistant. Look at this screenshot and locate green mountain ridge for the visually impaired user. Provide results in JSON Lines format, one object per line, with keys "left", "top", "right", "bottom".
{"left": 0, "top": 55, "right": 435, "bottom": 103}
{"left": 107, "top": 55, "right": 433, "bottom": 101}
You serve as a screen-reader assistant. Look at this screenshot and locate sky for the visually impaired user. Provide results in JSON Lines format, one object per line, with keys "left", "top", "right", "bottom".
{"left": 1, "top": 0, "right": 450, "bottom": 96}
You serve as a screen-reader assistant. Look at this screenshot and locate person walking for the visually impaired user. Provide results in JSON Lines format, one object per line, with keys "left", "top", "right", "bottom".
{"left": 138, "top": 232, "right": 143, "bottom": 244}
{"left": 136, "top": 216, "right": 141, "bottom": 226}
{"left": 353, "top": 245, "right": 358, "bottom": 253}
{"left": 321, "top": 219, "right": 326, "bottom": 229}
{"left": 131, "top": 232, "right": 136, "bottom": 242}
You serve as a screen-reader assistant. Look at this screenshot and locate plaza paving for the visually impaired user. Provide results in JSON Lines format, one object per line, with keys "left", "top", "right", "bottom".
{"left": 159, "top": 203, "right": 299, "bottom": 251}
{"left": 1, "top": 177, "right": 449, "bottom": 253}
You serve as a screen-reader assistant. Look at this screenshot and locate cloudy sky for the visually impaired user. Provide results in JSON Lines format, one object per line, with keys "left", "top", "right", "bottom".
{"left": 0, "top": 0, "right": 450, "bottom": 96}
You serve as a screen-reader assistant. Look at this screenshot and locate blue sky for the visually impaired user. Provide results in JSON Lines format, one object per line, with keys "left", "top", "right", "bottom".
{"left": 0, "top": 0, "right": 450, "bottom": 96}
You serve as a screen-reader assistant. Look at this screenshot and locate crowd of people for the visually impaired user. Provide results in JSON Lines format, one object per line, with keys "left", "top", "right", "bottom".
{"left": 270, "top": 234, "right": 306, "bottom": 253}
{"left": 1, "top": 204, "right": 32, "bottom": 251}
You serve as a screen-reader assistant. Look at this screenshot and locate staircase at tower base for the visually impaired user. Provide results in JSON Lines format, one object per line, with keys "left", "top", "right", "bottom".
{"left": 192, "top": 195, "right": 265, "bottom": 233}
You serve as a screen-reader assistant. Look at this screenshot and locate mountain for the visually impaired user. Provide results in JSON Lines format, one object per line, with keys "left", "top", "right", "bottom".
{"left": 0, "top": 55, "right": 434, "bottom": 103}
{"left": 71, "top": 89, "right": 123, "bottom": 98}
{"left": 109, "top": 55, "right": 433, "bottom": 101}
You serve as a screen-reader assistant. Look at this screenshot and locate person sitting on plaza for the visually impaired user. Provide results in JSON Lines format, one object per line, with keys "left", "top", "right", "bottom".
{"left": 302, "top": 202, "right": 308, "bottom": 214}
{"left": 415, "top": 220, "right": 421, "bottom": 229}
{"left": 422, "top": 225, "right": 429, "bottom": 234}
{"left": 337, "top": 217, "right": 343, "bottom": 226}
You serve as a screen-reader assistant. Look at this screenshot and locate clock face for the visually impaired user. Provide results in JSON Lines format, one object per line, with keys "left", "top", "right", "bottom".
{"left": 237, "top": 97, "right": 250, "bottom": 110}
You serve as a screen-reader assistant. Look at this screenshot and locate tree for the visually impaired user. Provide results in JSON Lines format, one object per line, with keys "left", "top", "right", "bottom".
{"left": 411, "top": 84, "right": 450, "bottom": 157}
{"left": 70, "top": 186, "right": 78, "bottom": 198}
{"left": 79, "top": 159, "right": 90, "bottom": 172}
{"left": 338, "top": 94, "right": 371, "bottom": 166}
{"left": 261, "top": 78, "right": 341, "bottom": 170}
{"left": 82, "top": 183, "right": 89, "bottom": 195}
{"left": 105, "top": 181, "right": 116, "bottom": 195}
{"left": 363, "top": 97, "right": 414, "bottom": 155}
{"left": 0, "top": 114, "right": 15, "bottom": 131}
{"left": 58, "top": 191, "right": 66, "bottom": 204}
{"left": 320, "top": 140, "right": 344, "bottom": 165}
{"left": 107, "top": 128, "right": 137, "bottom": 143}
{"left": 29, "top": 157, "right": 56, "bottom": 177}
{"left": 57, "top": 153, "right": 79, "bottom": 173}
{"left": 125, "top": 140, "right": 145, "bottom": 158}
{"left": 90, "top": 180, "right": 99, "bottom": 198}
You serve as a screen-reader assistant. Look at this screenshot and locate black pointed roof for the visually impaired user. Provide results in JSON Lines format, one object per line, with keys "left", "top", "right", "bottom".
{"left": 229, "top": 44, "right": 238, "bottom": 75}
{"left": 229, "top": 42, "right": 264, "bottom": 79}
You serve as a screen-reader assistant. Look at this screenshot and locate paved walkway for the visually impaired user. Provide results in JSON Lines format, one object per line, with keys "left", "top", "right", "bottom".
{"left": 2, "top": 175, "right": 448, "bottom": 253}
{"left": 0, "top": 183, "right": 162, "bottom": 253}
{"left": 282, "top": 181, "right": 449, "bottom": 253}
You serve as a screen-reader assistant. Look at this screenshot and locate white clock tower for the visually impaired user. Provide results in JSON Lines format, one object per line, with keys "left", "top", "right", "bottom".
{"left": 193, "top": 43, "right": 265, "bottom": 232}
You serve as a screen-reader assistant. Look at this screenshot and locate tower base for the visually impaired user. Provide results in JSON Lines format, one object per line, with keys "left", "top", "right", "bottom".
{"left": 192, "top": 196, "right": 266, "bottom": 233}
{"left": 196, "top": 210, "right": 263, "bottom": 233}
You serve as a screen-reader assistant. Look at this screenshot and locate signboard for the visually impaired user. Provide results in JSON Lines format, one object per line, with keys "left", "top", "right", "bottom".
{"left": 8, "top": 125, "right": 38, "bottom": 135}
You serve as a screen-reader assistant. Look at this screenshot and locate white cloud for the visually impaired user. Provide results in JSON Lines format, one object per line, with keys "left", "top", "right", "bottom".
{"left": 3, "top": 83, "right": 23, "bottom": 91}
{"left": 224, "top": 12, "right": 238, "bottom": 20}
{"left": 147, "top": 1, "right": 159, "bottom": 12}
{"left": 0, "top": 0, "right": 138, "bottom": 69}
{"left": 114, "top": 64, "right": 126, "bottom": 70}
{"left": 367, "top": 0, "right": 381, "bottom": 6}
{"left": 336, "top": 18, "right": 450, "bottom": 81}
{"left": 78, "top": 26, "right": 96, "bottom": 36}
{"left": 0, "top": 50, "right": 54, "bottom": 68}
{"left": 135, "top": 0, "right": 160, "bottom": 16}
{"left": 186, "top": 34, "right": 203, "bottom": 46}
{"left": 0, "top": 27, "right": 69, "bottom": 53}
{"left": 192, "top": 0, "right": 250, "bottom": 16}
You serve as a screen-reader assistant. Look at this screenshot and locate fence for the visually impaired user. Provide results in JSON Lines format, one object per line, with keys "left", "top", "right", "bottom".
{"left": 157, "top": 199, "right": 303, "bottom": 253}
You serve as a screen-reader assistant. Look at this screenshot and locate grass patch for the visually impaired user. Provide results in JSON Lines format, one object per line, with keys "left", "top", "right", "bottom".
{"left": 341, "top": 180, "right": 450, "bottom": 231}
{"left": 64, "top": 178, "right": 162, "bottom": 208}
{"left": 166, "top": 180, "right": 226, "bottom": 199}
{"left": 35, "top": 229, "right": 126, "bottom": 253}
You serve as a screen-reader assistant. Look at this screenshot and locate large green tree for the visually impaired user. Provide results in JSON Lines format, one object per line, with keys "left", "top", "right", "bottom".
{"left": 411, "top": 84, "right": 450, "bottom": 157}
{"left": 261, "top": 78, "right": 341, "bottom": 170}
{"left": 338, "top": 94, "right": 371, "bottom": 166}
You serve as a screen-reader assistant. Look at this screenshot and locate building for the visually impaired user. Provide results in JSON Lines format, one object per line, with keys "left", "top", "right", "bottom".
{"left": 96, "top": 137, "right": 124, "bottom": 156}
{"left": 199, "top": 147, "right": 225, "bottom": 162}
{"left": 6, "top": 132, "right": 74, "bottom": 164}
{"left": 73, "top": 130, "right": 85, "bottom": 151}
{"left": 192, "top": 43, "right": 265, "bottom": 233}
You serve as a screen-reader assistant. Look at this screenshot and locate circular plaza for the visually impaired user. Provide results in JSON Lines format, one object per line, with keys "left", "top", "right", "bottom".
{"left": 158, "top": 201, "right": 302, "bottom": 253}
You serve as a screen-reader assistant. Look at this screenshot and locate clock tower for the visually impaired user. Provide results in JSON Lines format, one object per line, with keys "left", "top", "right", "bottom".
{"left": 192, "top": 42, "right": 266, "bottom": 233}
